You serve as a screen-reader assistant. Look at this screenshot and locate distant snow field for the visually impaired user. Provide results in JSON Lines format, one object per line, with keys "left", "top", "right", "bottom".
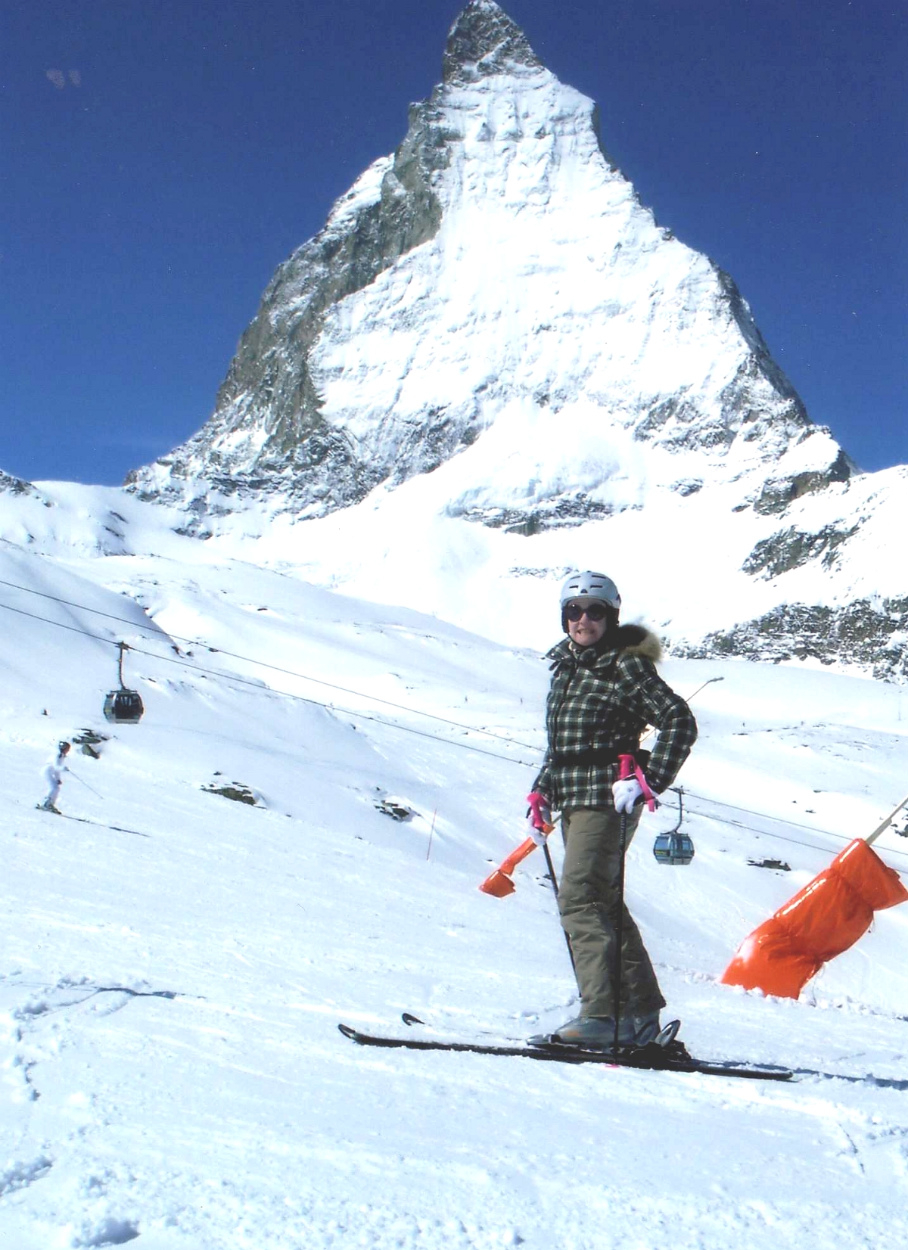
{"left": 3, "top": 482, "right": 908, "bottom": 1250}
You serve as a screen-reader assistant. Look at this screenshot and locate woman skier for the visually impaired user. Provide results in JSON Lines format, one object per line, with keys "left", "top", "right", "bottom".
{"left": 528, "top": 571, "right": 697, "bottom": 1048}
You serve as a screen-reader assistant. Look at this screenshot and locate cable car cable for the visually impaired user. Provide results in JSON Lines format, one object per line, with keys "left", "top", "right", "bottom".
{"left": 679, "top": 797, "right": 908, "bottom": 863}
{"left": 2, "top": 594, "right": 905, "bottom": 858}
{"left": 0, "top": 598, "right": 539, "bottom": 768}
{"left": 682, "top": 788, "right": 883, "bottom": 841}
{"left": 0, "top": 576, "right": 543, "bottom": 751}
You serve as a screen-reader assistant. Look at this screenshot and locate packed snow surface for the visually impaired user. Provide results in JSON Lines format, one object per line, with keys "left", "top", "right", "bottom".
{"left": 2, "top": 484, "right": 908, "bottom": 1249}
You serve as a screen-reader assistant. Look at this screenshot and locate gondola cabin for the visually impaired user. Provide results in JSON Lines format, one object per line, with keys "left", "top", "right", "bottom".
{"left": 103, "top": 688, "right": 145, "bottom": 724}
{"left": 104, "top": 641, "right": 145, "bottom": 724}
{"left": 653, "top": 832, "right": 695, "bottom": 865}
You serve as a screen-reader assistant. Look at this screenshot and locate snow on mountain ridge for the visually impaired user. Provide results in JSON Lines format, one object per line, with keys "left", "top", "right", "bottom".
{"left": 126, "top": 1, "right": 824, "bottom": 528}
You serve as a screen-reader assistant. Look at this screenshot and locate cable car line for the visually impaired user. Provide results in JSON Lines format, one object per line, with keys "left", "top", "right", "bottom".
{"left": 3, "top": 593, "right": 905, "bottom": 859}
{"left": 0, "top": 599, "right": 117, "bottom": 643}
{"left": 0, "top": 576, "right": 543, "bottom": 752}
{"left": 680, "top": 795, "right": 908, "bottom": 863}
{"left": 683, "top": 788, "right": 890, "bottom": 841}
{"left": 127, "top": 638, "right": 541, "bottom": 767}
{"left": 0, "top": 597, "right": 539, "bottom": 768}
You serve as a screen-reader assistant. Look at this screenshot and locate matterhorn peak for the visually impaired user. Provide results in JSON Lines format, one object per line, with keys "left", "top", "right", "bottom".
{"left": 121, "top": 0, "right": 890, "bottom": 679}
{"left": 443, "top": 0, "right": 543, "bottom": 84}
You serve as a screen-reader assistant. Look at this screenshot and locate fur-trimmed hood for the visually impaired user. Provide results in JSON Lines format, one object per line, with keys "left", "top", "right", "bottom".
{"left": 607, "top": 624, "right": 662, "bottom": 664}
{"left": 546, "top": 624, "right": 663, "bottom": 668}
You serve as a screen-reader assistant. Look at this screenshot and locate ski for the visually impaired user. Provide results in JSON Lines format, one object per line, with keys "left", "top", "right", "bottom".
{"left": 400, "top": 1011, "right": 525, "bottom": 1043}
{"left": 400, "top": 1011, "right": 682, "bottom": 1049}
{"left": 35, "top": 808, "right": 151, "bottom": 838}
{"left": 338, "top": 1023, "right": 794, "bottom": 1082}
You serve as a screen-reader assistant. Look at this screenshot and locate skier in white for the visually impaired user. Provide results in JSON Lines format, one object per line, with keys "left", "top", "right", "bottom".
{"left": 40, "top": 741, "right": 72, "bottom": 814}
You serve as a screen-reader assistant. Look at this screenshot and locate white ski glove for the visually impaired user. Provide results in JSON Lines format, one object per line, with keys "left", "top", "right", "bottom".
{"left": 613, "top": 777, "right": 649, "bottom": 813}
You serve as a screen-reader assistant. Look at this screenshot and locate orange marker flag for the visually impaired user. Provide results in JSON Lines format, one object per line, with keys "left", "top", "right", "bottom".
{"left": 480, "top": 821, "right": 555, "bottom": 898}
{"left": 479, "top": 836, "right": 539, "bottom": 897}
{"left": 722, "top": 795, "right": 908, "bottom": 1000}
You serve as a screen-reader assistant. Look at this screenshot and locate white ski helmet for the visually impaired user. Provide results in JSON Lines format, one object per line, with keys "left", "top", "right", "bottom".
{"left": 560, "top": 570, "right": 621, "bottom": 611}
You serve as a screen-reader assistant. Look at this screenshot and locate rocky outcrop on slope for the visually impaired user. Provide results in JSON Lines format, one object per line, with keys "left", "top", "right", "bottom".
{"left": 742, "top": 522, "right": 861, "bottom": 579}
{"left": 676, "top": 599, "right": 908, "bottom": 682}
{"left": 0, "top": 470, "right": 36, "bottom": 497}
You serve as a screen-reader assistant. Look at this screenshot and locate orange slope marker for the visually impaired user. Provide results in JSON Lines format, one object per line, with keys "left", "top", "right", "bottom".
{"left": 721, "top": 794, "right": 908, "bottom": 999}
{"left": 480, "top": 824, "right": 555, "bottom": 898}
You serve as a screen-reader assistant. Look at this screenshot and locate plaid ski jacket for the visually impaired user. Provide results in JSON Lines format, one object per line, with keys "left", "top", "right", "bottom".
{"left": 533, "top": 625, "right": 697, "bottom": 813}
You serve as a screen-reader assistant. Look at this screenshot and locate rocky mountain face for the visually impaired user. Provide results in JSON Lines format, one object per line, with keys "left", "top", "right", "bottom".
{"left": 0, "top": 470, "right": 36, "bottom": 498}
{"left": 122, "top": 1, "right": 904, "bottom": 680}
{"left": 126, "top": 1, "right": 845, "bottom": 526}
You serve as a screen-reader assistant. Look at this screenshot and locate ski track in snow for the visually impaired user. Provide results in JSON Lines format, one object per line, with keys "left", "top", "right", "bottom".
{"left": 2, "top": 510, "right": 908, "bottom": 1246}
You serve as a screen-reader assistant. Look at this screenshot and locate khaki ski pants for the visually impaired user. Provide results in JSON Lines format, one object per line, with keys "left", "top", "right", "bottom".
{"left": 558, "top": 807, "right": 666, "bottom": 1019}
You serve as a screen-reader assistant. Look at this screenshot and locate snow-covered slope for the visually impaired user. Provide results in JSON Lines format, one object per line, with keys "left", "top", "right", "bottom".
{"left": 3, "top": 496, "right": 908, "bottom": 1247}
{"left": 5, "top": 448, "right": 908, "bottom": 689}
{"left": 175, "top": 437, "right": 908, "bottom": 681}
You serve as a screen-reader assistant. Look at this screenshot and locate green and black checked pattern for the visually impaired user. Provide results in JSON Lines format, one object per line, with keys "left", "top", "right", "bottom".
{"left": 533, "top": 631, "right": 697, "bottom": 812}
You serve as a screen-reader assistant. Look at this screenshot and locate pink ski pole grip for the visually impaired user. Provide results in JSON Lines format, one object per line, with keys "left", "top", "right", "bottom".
{"left": 526, "top": 791, "right": 553, "bottom": 831}
{"left": 617, "top": 753, "right": 657, "bottom": 811}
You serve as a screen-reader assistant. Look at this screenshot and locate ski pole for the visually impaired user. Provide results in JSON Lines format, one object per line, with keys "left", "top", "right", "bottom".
{"left": 68, "top": 769, "right": 104, "bottom": 799}
{"left": 612, "top": 806, "right": 629, "bottom": 1053}
{"left": 542, "top": 839, "right": 580, "bottom": 990}
{"left": 611, "top": 754, "right": 659, "bottom": 1049}
{"left": 611, "top": 753, "right": 650, "bottom": 1052}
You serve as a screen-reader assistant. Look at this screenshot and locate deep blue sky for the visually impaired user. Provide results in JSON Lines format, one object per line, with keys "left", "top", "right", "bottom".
{"left": 2, "top": 0, "right": 905, "bottom": 485}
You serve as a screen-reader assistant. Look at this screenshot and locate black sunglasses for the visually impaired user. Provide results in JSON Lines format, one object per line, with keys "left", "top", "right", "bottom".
{"left": 564, "top": 601, "right": 609, "bottom": 622}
